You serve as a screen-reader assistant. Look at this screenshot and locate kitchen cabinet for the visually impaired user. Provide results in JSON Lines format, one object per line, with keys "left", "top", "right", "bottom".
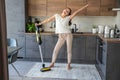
{"left": 25, "top": 34, "right": 67, "bottom": 62}
{"left": 67, "top": 0, "right": 87, "bottom": 16}
{"left": 87, "top": 0, "right": 100, "bottom": 16}
{"left": 106, "top": 43, "right": 120, "bottom": 80}
{"left": 44, "top": 35, "right": 57, "bottom": 59}
{"left": 47, "top": 0, "right": 66, "bottom": 16}
{"left": 25, "top": 34, "right": 97, "bottom": 63}
{"left": 96, "top": 36, "right": 120, "bottom": 80}
{"left": 72, "top": 35, "right": 86, "bottom": 63}
{"left": 44, "top": 35, "right": 67, "bottom": 62}
{"left": 27, "top": 0, "right": 66, "bottom": 16}
{"left": 27, "top": 0, "right": 117, "bottom": 16}
{"left": 87, "top": 0, "right": 117, "bottom": 16}
{"left": 27, "top": 0, "right": 47, "bottom": 16}
{"left": 72, "top": 35, "right": 97, "bottom": 63}
{"left": 44, "top": 35, "right": 96, "bottom": 63}
{"left": 88, "top": 0, "right": 118, "bottom": 16}
{"left": 85, "top": 36, "right": 97, "bottom": 63}
{"left": 25, "top": 33, "right": 45, "bottom": 59}
{"left": 96, "top": 37, "right": 107, "bottom": 80}
{"left": 100, "top": 0, "right": 117, "bottom": 16}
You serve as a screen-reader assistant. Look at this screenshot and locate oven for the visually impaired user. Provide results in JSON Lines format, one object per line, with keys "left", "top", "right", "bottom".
{"left": 96, "top": 37, "right": 103, "bottom": 64}
{"left": 96, "top": 36, "right": 107, "bottom": 80}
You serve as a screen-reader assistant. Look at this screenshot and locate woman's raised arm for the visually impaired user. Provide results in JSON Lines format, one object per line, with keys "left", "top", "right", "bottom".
{"left": 70, "top": 4, "right": 89, "bottom": 19}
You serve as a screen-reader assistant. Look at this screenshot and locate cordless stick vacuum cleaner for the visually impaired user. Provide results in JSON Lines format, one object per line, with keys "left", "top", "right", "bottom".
{"left": 36, "top": 25, "right": 51, "bottom": 72}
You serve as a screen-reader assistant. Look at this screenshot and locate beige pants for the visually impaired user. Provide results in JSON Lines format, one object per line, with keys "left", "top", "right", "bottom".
{"left": 51, "top": 33, "right": 73, "bottom": 64}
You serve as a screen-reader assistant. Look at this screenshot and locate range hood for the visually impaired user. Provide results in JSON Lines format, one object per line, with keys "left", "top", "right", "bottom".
{"left": 112, "top": 0, "right": 120, "bottom": 11}
{"left": 112, "top": 8, "right": 120, "bottom": 11}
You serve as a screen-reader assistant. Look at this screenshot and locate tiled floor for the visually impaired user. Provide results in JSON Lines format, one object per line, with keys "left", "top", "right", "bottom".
{"left": 9, "top": 60, "right": 101, "bottom": 80}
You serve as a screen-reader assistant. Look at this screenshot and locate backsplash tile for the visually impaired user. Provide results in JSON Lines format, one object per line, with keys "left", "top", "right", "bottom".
{"left": 30, "top": 14, "right": 120, "bottom": 32}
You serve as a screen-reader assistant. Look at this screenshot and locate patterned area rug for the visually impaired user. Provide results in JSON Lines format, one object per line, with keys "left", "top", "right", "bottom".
{"left": 25, "top": 63, "right": 101, "bottom": 80}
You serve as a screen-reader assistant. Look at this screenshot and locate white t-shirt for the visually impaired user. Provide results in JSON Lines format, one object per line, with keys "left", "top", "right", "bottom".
{"left": 54, "top": 14, "right": 71, "bottom": 34}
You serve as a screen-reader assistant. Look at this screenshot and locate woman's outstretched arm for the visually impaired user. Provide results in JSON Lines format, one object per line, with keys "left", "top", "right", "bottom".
{"left": 70, "top": 4, "right": 89, "bottom": 19}
{"left": 35, "top": 15, "right": 55, "bottom": 26}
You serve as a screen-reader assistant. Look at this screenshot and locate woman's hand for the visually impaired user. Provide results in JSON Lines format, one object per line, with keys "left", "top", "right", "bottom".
{"left": 35, "top": 23, "right": 42, "bottom": 27}
{"left": 84, "top": 4, "right": 89, "bottom": 8}
{"left": 70, "top": 4, "right": 89, "bottom": 19}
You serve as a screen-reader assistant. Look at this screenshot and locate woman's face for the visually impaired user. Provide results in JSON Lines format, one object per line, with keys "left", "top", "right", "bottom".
{"left": 62, "top": 8, "right": 71, "bottom": 16}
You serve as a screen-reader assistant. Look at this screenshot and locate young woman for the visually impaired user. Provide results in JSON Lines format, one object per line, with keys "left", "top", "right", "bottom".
{"left": 36, "top": 4, "right": 89, "bottom": 70}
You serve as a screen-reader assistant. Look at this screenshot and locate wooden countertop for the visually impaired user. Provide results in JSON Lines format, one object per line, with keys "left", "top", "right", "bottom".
{"left": 98, "top": 34, "right": 120, "bottom": 43}
{"left": 25, "top": 32, "right": 120, "bottom": 43}
{"left": 25, "top": 32, "right": 97, "bottom": 36}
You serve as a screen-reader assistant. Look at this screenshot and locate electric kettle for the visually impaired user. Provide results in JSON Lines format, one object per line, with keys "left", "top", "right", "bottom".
{"left": 104, "top": 25, "right": 111, "bottom": 38}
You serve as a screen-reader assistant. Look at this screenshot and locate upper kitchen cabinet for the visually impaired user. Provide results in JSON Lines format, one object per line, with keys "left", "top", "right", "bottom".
{"left": 87, "top": 0, "right": 100, "bottom": 16}
{"left": 100, "top": 0, "right": 117, "bottom": 16}
{"left": 67, "top": 0, "right": 87, "bottom": 16}
{"left": 27, "top": 0, "right": 47, "bottom": 16}
{"left": 27, "top": 0, "right": 117, "bottom": 16}
{"left": 47, "top": 0, "right": 66, "bottom": 16}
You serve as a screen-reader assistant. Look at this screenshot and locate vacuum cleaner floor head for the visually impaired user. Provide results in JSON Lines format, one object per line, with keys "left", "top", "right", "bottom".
{"left": 40, "top": 67, "right": 51, "bottom": 72}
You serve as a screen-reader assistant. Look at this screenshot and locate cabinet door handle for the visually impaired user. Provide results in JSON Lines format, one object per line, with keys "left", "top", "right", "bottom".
{"left": 100, "top": 45, "right": 103, "bottom": 47}
{"left": 52, "top": 35, "right": 57, "bottom": 37}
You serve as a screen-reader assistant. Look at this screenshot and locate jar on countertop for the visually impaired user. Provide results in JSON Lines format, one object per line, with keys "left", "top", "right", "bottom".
{"left": 110, "top": 29, "right": 115, "bottom": 38}
{"left": 104, "top": 25, "right": 111, "bottom": 38}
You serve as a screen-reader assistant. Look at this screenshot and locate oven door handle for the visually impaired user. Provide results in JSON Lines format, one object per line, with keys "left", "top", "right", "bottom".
{"left": 100, "top": 45, "right": 103, "bottom": 47}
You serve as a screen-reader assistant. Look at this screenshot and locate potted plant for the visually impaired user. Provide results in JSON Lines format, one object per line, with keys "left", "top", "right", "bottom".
{"left": 26, "top": 22, "right": 36, "bottom": 33}
{"left": 26, "top": 16, "right": 36, "bottom": 33}
{"left": 92, "top": 25, "right": 97, "bottom": 34}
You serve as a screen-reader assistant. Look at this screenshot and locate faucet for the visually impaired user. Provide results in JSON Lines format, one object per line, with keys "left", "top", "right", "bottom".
{"left": 73, "top": 24, "right": 78, "bottom": 32}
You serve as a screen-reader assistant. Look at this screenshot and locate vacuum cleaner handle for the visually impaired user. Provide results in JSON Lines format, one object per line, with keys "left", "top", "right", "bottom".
{"left": 39, "top": 45, "right": 45, "bottom": 67}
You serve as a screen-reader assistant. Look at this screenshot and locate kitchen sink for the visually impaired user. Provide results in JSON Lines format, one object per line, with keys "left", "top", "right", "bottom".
{"left": 73, "top": 32, "right": 92, "bottom": 34}
{"left": 73, "top": 32, "right": 83, "bottom": 34}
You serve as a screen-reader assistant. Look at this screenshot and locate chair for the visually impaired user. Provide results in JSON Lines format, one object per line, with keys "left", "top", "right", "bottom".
{"left": 7, "top": 38, "right": 21, "bottom": 76}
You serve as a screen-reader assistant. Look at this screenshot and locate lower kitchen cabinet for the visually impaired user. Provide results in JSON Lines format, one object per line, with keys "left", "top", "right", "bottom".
{"left": 44, "top": 35, "right": 67, "bottom": 62}
{"left": 44, "top": 35, "right": 57, "bottom": 60}
{"left": 106, "top": 43, "right": 120, "bottom": 80}
{"left": 96, "top": 37, "right": 107, "bottom": 80}
{"left": 85, "top": 36, "right": 97, "bottom": 63}
{"left": 25, "top": 33, "right": 97, "bottom": 64}
{"left": 72, "top": 35, "right": 86, "bottom": 63}
{"left": 25, "top": 34, "right": 67, "bottom": 62}
{"left": 25, "top": 33, "right": 45, "bottom": 59}
{"left": 96, "top": 37, "right": 120, "bottom": 80}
